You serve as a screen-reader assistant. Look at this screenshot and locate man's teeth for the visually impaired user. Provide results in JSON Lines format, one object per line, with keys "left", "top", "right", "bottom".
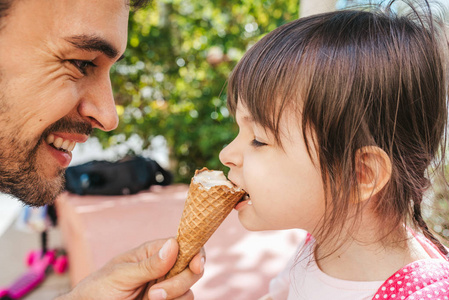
{"left": 45, "top": 134, "right": 76, "bottom": 152}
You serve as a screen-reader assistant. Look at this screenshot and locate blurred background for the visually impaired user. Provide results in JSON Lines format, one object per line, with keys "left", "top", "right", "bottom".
{"left": 99, "top": 0, "right": 301, "bottom": 182}
{"left": 100, "top": 0, "right": 449, "bottom": 245}
{"left": 1, "top": 0, "right": 449, "bottom": 299}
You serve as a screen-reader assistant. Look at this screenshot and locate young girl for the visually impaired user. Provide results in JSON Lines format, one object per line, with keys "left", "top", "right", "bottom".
{"left": 219, "top": 1, "right": 449, "bottom": 299}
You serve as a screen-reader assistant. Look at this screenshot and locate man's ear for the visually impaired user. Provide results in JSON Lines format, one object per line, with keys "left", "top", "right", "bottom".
{"left": 354, "top": 146, "right": 392, "bottom": 202}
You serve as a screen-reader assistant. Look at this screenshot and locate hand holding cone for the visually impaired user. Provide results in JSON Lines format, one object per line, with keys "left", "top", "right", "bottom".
{"left": 165, "top": 168, "right": 246, "bottom": 279}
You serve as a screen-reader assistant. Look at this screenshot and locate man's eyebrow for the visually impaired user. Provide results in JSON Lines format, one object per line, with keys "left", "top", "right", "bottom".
{"left": 64, "top": 34, "right": 120, "bottom": 59}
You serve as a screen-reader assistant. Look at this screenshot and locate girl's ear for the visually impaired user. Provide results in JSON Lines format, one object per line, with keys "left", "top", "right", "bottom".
{"left": 355, "top": 146, "right": 392, "bottom": 202}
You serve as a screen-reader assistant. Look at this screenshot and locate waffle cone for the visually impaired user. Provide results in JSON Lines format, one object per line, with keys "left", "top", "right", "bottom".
{"left": 165, "top": 168, "right": 246, "bottom": 279}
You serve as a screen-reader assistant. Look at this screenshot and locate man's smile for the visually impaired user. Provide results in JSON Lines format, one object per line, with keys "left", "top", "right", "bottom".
{"left": 46, "top": 133, "right": 77, "bottom": 152}
{"left": 43, "top": 132, "right": 89, "bottom": 167}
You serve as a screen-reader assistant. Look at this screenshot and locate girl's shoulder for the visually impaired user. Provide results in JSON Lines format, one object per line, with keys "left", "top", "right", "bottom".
{"left": 373, "top": 230, "right": 449, "bottom": 300}
{"left": 372, "top": 258, "right": 449, "bottom": 300}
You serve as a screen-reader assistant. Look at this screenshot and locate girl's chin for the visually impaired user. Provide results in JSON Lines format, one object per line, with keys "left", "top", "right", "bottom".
{"left": 238, "top": 220, "right": 267, "bottom": 232}
{"left": 237, "top": 210, "right": 268, "bottom": 232}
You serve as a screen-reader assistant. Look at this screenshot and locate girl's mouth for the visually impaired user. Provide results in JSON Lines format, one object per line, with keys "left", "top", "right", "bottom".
{"left": 239, "top": 193, "right": 249, "bottom": 203}
{"left": 235, "top": 193, "right": 251, "bottom": 210}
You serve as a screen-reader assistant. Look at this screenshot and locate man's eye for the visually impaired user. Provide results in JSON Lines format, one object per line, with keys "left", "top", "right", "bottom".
{"left": 251, "top": 139, "right": 267, "bottom": 148}
{"left": 69, "top": 60, "right": 97, "bottom": 75}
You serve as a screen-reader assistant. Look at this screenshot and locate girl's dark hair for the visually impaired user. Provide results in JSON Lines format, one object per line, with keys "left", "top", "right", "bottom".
{"left": 227, "top": 0, "right": 449, "bottom": 255}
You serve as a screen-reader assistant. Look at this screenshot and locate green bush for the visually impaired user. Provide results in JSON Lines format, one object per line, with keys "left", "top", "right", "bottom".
{"left": 95, "top": 0, "right": 299, "bottom": 182}
{"left": 425, "top": 170, "right": 449, "bottom": 247}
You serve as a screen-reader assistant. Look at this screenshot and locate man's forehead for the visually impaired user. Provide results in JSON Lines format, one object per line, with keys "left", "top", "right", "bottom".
{"left": 52, "top": 0, "right": 130, "bottom": 56}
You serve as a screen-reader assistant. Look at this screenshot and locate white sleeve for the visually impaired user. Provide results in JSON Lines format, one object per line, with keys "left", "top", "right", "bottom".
{"left": 268, "top": 233, "right": 309, "bottom": 300}
{"left": 269, "top": 263, "right": 292, "bottom": 300}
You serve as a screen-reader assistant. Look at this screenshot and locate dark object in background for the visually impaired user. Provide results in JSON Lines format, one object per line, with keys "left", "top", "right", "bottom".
{"left": 65, "top": 156, "right": 172, "bottom": 195}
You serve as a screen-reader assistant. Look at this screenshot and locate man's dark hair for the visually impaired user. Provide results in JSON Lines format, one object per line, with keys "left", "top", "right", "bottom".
{"left": 131, "top": 0, "right": 151, "bottom": 9}
{"left": 0, "top": 1, "right": 12, "bottom": 19}
{"left": 0, "top": 0, "right": 150, "bottom": 26}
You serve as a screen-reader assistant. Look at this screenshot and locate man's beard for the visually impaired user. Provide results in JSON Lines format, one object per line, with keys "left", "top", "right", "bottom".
{"left": 0, "top": 117, "right": 92, "bottom": 207}
{"left": 0, "top": 141, "right": 64, "bottom": 207}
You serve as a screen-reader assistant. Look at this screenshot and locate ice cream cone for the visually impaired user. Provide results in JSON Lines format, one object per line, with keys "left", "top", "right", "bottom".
{"left": 165, "top": 168, "right": 246, "bottom": 279}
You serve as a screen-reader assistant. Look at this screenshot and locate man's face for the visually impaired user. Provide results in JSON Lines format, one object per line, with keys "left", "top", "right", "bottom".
{"left": 0, "top": 0, "right": 129, "bottom": 206}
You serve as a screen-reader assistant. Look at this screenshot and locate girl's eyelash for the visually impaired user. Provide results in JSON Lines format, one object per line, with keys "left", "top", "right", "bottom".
{"left": 251, "top": 139, "right": 267, "bottom": 147}
{"left": 69, "top": 60, "right": 97, "bottom": 75}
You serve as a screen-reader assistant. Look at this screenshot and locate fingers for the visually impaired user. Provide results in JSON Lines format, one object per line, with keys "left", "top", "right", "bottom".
{"left": 188, "top": 248, "right": 206, "bottom": 275}
{"left": 148, "top": 289, "right": 194, "bottom": 300}
{"left": 174, "top": 289, "right": 194, "bottom": 300}
{"left": 141, "top": 238, "right": 179, "bottom": 280}
{"left": 148, "top": 262, "right": 203, "bottom": 300}
{"left": 109, "top": 238, "right": 169, "bottom": 265}
{"left": 112, "top": 238, "right": 179, "bottom": 285}
{"left": 106, "top": 240, "right": 205, "bottom": 299}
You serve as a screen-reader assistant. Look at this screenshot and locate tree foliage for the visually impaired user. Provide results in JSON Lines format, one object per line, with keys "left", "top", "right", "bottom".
{"left": 95, "top": 0, "right": 299, "bottom": 182}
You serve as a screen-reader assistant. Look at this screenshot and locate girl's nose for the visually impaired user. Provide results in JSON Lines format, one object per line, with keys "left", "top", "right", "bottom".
{"left": 219, "top": 137, "right": 242, "bottom": 168}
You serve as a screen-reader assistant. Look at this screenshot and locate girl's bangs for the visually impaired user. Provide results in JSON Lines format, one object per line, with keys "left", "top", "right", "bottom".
{"left": 227, "top": 26, "right": 307, "bottom": 141}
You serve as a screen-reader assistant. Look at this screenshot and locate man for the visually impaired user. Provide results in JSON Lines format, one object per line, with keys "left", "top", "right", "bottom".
{"left": 0, "top": 0, "right": 204, "bottom": 299}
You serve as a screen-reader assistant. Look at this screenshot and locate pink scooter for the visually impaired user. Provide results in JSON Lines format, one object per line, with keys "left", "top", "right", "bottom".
{"left": 0, "top": 239, "right": 68, "bottom": 299}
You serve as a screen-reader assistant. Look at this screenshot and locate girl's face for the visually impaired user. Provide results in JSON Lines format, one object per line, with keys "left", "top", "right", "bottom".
{"left": 219, "top": 102, "right": 326, "bottom": 232}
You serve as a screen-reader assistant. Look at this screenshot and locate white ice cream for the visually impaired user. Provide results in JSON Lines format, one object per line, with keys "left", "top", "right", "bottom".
{"left": 193, "top": 169, "right": 242, "bottom": 191}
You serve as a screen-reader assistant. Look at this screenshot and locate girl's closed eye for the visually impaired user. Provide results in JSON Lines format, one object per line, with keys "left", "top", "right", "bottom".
{"left": 68, "top": 59, "right": 97, "bottom": 75}
{"left": 251, "top": 138, "right": 267, "bottom": 148}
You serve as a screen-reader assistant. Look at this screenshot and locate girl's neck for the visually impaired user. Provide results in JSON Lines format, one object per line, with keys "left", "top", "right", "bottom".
{"left": 314, "top": 227, "right": 431, "bottom": 282}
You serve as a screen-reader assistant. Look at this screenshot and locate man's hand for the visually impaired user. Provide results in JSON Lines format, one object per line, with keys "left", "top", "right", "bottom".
{"left": 56, "top": 238, "right": 205, "bottom": 300}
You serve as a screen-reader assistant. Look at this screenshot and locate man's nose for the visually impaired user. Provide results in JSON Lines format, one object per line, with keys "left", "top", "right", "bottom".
{"left": 77, "top": 74, "right": 119, "bottom": 132}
